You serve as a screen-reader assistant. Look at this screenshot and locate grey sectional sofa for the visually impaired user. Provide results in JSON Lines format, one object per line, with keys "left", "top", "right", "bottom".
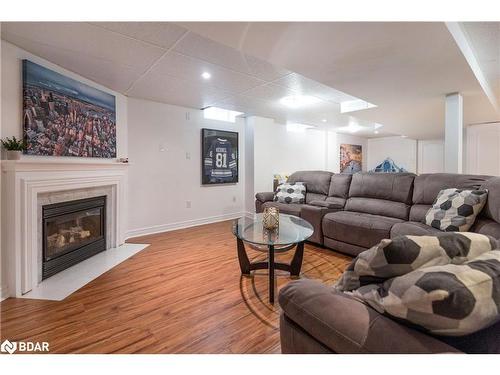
{"left": 255, "top": 171, "right": 500, "bottom": 353}
{"left": 255, "top": 171, "right": 500, "bottom": 255}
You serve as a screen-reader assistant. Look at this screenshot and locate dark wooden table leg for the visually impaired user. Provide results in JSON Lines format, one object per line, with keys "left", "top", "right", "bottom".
{"left": 269, "top": 244, "right": 275, "bottom": 304}
{"left": 290, "top": 241, "right": 305, "bottom": 277}
{"left": 237, "top": 238, "right": 251, "bottom": 274}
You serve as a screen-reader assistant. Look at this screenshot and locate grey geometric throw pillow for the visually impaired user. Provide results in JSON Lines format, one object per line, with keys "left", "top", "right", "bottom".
{"left": 334, "top": 232, "right": 499, "bottom": 292}
{"left": 274, "top": 183, "right": 306, "bottom": 204}
{"left": 425, "top": 188, "right": 488, "bottom": 232}
{"left": 351, "top": 250, "right": 500, "bottom": 336}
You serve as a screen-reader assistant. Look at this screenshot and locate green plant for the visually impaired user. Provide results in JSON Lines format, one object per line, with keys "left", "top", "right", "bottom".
{"left": 0, "top": 136, "right": 26, "bottom": 151}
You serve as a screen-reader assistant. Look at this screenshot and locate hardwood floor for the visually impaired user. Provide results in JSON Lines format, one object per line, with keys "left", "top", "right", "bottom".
{"left": 0, "top": 221, "right": 352, "bottom": 354}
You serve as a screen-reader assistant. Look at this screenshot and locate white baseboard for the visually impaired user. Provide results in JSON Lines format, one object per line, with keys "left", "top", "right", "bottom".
{"left": 125, "top": 212, "right": 248, "bottom": 239}
{"left": 0, "top": 285, "right": 10, "bottom": 301}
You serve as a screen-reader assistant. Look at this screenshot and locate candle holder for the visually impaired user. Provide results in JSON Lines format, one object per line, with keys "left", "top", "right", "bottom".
{"left": 263, "top": 207, "right": 280, "bottom": 231}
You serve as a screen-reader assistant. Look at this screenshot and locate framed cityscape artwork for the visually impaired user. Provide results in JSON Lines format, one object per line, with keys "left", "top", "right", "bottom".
{"left": 201, "top": 128, "right": 239, "bottom": 185}
{"left": 340, "top": 143, "right": 363, "bottom": 174}
{"left": 22, "top": 60, "right": 117, "bottom": 158}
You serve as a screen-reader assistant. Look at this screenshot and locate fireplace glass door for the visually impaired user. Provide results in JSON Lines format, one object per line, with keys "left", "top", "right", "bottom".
{"left": 42, "top": 196, "right": 106, "bottom": 279}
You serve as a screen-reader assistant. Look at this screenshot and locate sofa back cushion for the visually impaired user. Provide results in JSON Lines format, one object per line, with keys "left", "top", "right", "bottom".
{"left": 412, "top": 173, "right": 491, "bottom": 205}
{"left": 287, "top": 171, "right": 333, "bottom": 200}
{"left": 410, "top": 173, "right": 493, "bottom": 222}
{"left": 345, "top": 173, "right": 415, "bottom": 220}
{"left": 345, "top": 198, "right": 411, "bottom": 221}
{"left": 325, "top": 174, "right": 352, "bottom": 208}
{"left": 480, "top": 177, "right": 500, "bottom": 223}
{"left": 348, "top": 173, "right": 415, "bottom": 203}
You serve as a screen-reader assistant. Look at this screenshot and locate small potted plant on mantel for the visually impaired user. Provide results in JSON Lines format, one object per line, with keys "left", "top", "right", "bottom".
{"left": 1, "top": 136, "right": 26, "bottom": 160}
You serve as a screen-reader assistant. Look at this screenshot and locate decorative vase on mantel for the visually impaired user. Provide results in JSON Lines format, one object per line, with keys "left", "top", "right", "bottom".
{"left": 6, "top": 150, "right": 22, "bottom": 160}
{"left": 263, "top": 207, "right": 280, "bottom": 231}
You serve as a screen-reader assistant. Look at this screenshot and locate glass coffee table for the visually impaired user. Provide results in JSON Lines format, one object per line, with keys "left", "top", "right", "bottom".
{"left": 232, "top": 214, "right": 314, "bottom": 303}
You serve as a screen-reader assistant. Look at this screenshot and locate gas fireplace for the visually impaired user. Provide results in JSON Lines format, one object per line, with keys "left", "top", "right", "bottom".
{"left": 42, "top": 196, "right": 106, "bottom": 279}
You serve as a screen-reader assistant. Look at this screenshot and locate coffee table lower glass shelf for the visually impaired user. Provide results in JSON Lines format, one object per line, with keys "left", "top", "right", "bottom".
{"left": 232, "top": 214, "right": 314, "bottom": 303}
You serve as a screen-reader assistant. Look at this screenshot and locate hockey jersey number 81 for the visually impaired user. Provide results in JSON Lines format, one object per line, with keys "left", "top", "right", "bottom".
{"left": 204, "top": 138, "right": 237, "bottom": 181}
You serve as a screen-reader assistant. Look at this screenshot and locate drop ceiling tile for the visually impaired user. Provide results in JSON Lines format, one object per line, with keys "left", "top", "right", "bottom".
{"left": 2, "top": 22, "right": 165, "bottom": 71}
{"left": 89, "top": 22, "right": 187, "bottom": 50}
{"left": 128, "top": 72, "right": 232, "bottom": 109}
{"left": 174, "top": 32, "right": 291, "bottom": 82}
{"left": 2, "top": 34, "right": 143, "bottom": 92}
{"left": 241, "top": 83, "right": 299, "bottom": 102}
{"left": 174, "top": 32, "right": 248, "bottom": 70}
{"left": 243, "top": 54, "right": 292, "bottom": 82}
{"left": 150, "top": 52, "right": 266, "bottom": 94}
{"left": 273, "top": 72, "right": 357, "bottom": 103}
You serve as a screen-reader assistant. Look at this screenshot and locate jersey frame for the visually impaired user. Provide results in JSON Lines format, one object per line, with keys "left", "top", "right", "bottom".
{"left": 201, "top": 128, "right": 239, "bottom": 185}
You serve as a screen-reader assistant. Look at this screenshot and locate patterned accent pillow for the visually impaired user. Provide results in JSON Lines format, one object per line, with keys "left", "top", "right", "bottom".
{"left": 425, "top": 188, "right": 488, "bottom": 232}
{"left": 351, "top": 250, "right": 500, "bottom": 336}
{"left": 274, "top": 183, "right": 306, "bottom": 204}
{"left": 334, "top": 232, "right": 499, "bottom": 292}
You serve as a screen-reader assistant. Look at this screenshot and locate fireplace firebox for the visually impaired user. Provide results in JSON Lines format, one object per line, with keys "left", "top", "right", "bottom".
{"left": 42, "top": 196, "right": 106, "bottom": 279}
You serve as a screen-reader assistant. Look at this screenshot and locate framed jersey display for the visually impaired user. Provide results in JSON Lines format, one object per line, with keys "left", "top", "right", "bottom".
{"left": 201, "top": 128, "right": 239, "bottom": 185}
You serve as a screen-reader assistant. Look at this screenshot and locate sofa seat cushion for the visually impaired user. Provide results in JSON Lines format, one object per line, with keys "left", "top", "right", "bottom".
{"left": 262, "top": 201, "right": 303, "bottom": 217}
{"left": 322, "top": 211, "right": 403, "bottom": 249}
{"left": 391, "top": 222, "right": 443, "bottom": 238}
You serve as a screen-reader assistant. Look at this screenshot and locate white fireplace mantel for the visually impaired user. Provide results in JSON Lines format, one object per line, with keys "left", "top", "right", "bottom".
{"left": 1, "top": 159, "right": 129, "bottom": 298}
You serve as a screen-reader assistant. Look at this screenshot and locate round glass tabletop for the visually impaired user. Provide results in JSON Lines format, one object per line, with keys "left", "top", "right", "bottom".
{"left": 232, "top": 213, "right": 313, "bottom": 246}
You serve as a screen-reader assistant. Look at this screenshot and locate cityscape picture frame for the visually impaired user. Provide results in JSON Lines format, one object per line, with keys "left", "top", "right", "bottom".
{"left": 22, "top": 60, "right": 117, "bottom": 158}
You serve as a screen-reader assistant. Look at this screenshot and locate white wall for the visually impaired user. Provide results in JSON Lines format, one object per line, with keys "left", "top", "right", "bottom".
{"left": 251, "top": 116, "right": 369, "bottom": 195}
{"left": 244, "top": 117, "right": 255, "bottom": 214}
{"left": 418, "top": 139, "right": 445, "bottom": 174}
{"left": 126, "top": 98, "right": 246, "bottom": 237}
{"left": 466, "top": 122, "right": 500, "bottom": 176}
{"left": 0, "top": 40, "right": 128, "bottom": 160}
{"left": 367, "top": 136, "right": 417, "bottom": 173}
{"left": 252, "top": 117, "right": 329, "bottom": 194}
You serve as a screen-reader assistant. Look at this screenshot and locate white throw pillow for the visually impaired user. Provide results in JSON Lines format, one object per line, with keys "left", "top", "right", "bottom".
{"left": 274, "top": 183, "right": 306, "bottom": 204}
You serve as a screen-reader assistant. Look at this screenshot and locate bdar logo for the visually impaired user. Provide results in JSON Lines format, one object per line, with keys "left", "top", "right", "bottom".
{"left": 1, "top": 339, "right": 17, "bottom": 354}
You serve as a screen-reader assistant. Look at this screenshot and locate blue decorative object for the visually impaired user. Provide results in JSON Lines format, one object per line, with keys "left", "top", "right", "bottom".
{"left": 371, "top": 158, "right": 407, "bottom": 173}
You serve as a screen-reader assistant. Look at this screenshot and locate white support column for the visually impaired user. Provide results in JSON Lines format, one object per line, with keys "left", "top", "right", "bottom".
{"left": 444, "top": 93, "right": 464, "bottom": 173}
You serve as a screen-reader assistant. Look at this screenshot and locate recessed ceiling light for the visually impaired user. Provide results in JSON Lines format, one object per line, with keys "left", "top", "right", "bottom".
{"left": 374, "top": 130, "right": 380, "bottom": 134}
{"left": 280, "top": 95, "right": 320, "bottom": 108}
{"left": 201, "top": 72, "right": 211, "bottom": 80}
{"left": 401, "top": 135, "right": 408, "bottom": 138}
{"left": 321, "top": 119, "right": 327, "bottom": 123}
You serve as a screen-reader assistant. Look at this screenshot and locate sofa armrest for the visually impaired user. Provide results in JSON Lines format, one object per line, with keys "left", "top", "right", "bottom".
{"left": 255, "top": 192, "right": 275, "bottom": 203}
{"left": 300, "top": 204, "right": 339, "bottom": 245}
{"left": 309, "top": 200, "right": 344, "bottom": 209}
{"left": 279, "top": 279, "right": 461, "bottom": 354}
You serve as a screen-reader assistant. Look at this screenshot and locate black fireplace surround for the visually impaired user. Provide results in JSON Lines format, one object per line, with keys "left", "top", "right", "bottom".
{"left": 42, "top": 196, "right": 106, "bottom": 279}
